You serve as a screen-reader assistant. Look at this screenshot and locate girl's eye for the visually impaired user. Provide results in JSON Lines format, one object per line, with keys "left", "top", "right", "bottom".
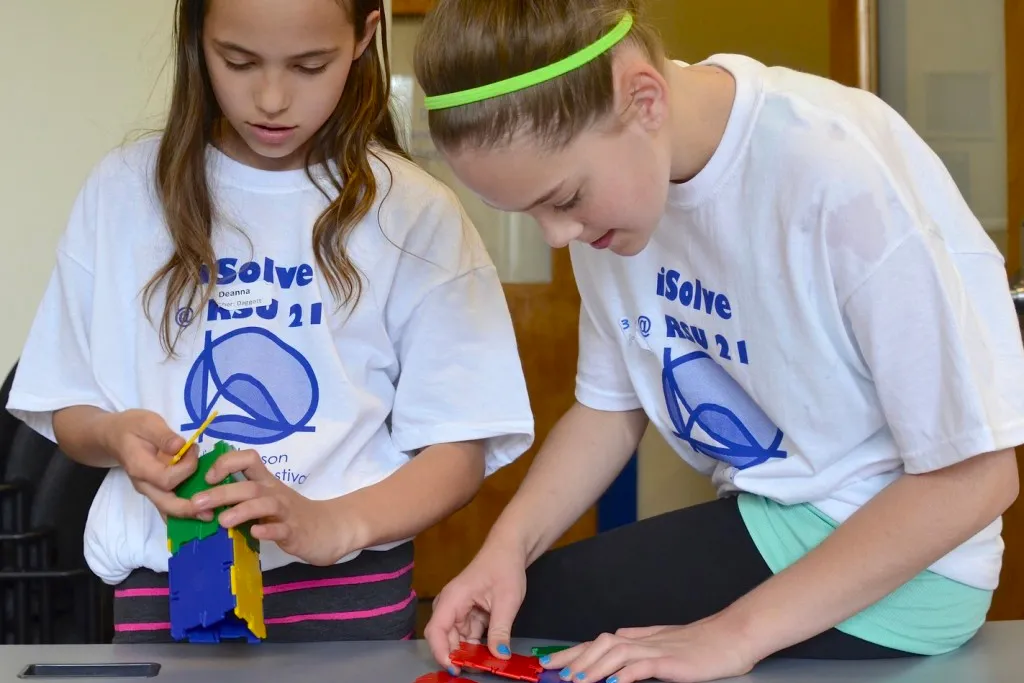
{"left": 296, "top": 64, "right": 328, "bottom": 75}
{"left": 224, "top": 61, "right": 254, "bottom": 71}
{"left": 554, "top": 192, "right": 581, "bottom": 212}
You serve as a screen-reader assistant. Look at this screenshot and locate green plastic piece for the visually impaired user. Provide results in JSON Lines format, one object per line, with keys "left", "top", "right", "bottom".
{"left": 166, "top": 441, "right": 235, "bottom": 554}
{"left": 531, "top": 645, "right": 570, "bottom": 657}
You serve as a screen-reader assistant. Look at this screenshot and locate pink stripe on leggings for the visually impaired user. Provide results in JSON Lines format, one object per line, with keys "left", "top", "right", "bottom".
{"left": 264, "top": 591, "right": 417, "bottom": 625}
{"left": 263, "top": 562, "right": 414, "bottom": 595}
{"left": 114, "top": 588, "right": 168, "bottom": 598}
{"left": 114, "top": 621, "right": 172, "bottom": 632}
{"left": 113, "top": 591, "right": 417, "bottom": 633}
{"left": 114, "top": 562, "right": 414, "bottom": 599}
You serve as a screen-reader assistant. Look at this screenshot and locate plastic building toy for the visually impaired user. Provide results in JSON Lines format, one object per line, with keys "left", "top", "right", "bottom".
{"left": 531, "top": 645, "right": 571, "bottom": 657}
{"left": 414, "top": 673, "right": 473, "bottom": 683}
{"left": 166, "top": 440, "right": 265, "bottom": 643}
{"left": 450, "top": 642, "right": 544, "bottom": 682}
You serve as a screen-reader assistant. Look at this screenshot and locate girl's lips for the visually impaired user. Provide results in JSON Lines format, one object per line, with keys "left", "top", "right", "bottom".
{"left": 248, "top": 123, "right": 297, "bottom": 145}
{"left": 590, "top": 231, "right": 614, "bottom": 249}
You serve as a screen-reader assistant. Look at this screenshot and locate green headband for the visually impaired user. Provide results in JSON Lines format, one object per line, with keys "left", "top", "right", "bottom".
{"left": 423, "top": 13, "right": 635, "bottom": 111}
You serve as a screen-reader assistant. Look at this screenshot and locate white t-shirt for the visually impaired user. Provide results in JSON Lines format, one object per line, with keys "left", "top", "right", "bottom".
{"left": 7, "top": 137, "right": 534, "bottom": 585}
{"left": 571, "top": 54, "right": 1024, "bottom": 591}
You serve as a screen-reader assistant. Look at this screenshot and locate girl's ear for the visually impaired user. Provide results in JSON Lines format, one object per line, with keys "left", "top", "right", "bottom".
{"left": 354, "top": 10, "right": 381, "bottom": 59}
{"left": 614, "top": 55, "right": 671, "bottom": 134}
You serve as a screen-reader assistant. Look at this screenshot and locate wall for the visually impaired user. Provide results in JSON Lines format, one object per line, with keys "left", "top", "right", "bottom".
{"left": 0, "top": 1, "right": 175, "bottom": 371}
{"left": 650, "top": 0, "right": 831, "bottom": 77}
{"left": 0, "top": 0, "right": 394, "bottom": 373}
{"left": 877, "top": 0, "right": 1008, "bottom": 256}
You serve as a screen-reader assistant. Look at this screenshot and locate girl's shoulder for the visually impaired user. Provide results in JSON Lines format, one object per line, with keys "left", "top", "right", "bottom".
{"left": 364, "top": 149, "right": 487, "bottom": 270}
{"left": 367, "top": 147, "right": 462, "bottom": 212}
{"left": 78, "top": 134, "right": 163, "bottom": 204}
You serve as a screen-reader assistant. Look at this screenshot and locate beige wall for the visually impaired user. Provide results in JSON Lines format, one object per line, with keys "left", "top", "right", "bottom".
{"left": 0, "top": 0, "right": 394, "bottom": 373}
{"left": 650, "top": 0, "right": 831, "bottom": 77}
{"left": 0, "top": 1, "right": 175, "bottom": 371}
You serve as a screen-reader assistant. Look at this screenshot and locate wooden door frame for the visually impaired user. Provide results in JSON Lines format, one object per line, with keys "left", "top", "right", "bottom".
{"left": 995, "top": 0, "right": 1024, "bottom": 621}
{"left": 831, "top": 0, "right": 1021, "bottom": 276}
{"left": 393, "top": 0, "right": 435, "bottom": 16}
{"left": 1006, "top": 0, "right": 1022, "bottom": 277}
{"left": 828, "top": 0, "right": 877, "bottom": 90}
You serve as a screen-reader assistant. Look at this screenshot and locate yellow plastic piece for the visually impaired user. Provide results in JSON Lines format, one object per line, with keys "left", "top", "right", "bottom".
{"left": 170, "top": 410, "right": 219, "bottom": 465}
{"left": 229, "top": 527, "right": 266, "bottom": 639}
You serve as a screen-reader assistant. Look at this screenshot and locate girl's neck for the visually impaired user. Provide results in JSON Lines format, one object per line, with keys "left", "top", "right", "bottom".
{"left": 666, "top": 59, "right": 736, "bottom": 184}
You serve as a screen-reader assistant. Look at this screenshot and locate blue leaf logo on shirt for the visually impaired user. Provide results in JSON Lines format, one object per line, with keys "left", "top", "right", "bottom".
{"left": 182, "top": 328, "right": 318, "bottom": 445}
{"left": 662, "top": 347, "right": 785, "bottom": 469}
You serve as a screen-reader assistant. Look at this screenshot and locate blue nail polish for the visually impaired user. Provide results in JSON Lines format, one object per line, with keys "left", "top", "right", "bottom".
{"left": 560, "top": 668, "right": 571, "bottom": 679}
{"left": 498, "top": 644, "right": 511, "bottom": 656}
{"left": 539, "top": 656, "right": 551, "bottom": 666}
{"left": 608, "top": 677, "right": 618, "bottom": 683}
{"left": 576, "top": 674, "right": 586, "bottom": 682}
{"left": 447, "top": 667, "right": 458, "bottom": 676}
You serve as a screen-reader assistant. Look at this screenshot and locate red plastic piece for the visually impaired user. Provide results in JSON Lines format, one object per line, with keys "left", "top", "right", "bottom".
{"left": 415, "top": 672, "right": 473, "bottom": 683}
{"left": 449, "top": 642, "right": 543, "bottom": 682}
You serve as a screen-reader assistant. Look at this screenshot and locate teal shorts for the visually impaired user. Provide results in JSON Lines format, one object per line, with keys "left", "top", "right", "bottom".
{"left": 738, "top": 493, "right": 992, "bottom": 655}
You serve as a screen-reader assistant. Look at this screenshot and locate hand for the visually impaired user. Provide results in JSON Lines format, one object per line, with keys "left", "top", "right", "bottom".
{"left": 189, "top": 449, "right": 348, "bottom": 566}
{"left": 541, "top": 614, "right": 759, "bottom": 683}
{"left": 96, "top": 409, "right": 200, "bottom": 519}
{"left": 424, "top": 543, "right": 528, "bottom": 672}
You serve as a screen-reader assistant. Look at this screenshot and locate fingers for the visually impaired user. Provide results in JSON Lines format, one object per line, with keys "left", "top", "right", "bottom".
{"left": 135, "top": 480, "right": 197, "bottom": 519}
{"left": 124, "top": 443, "right": 197, "bottom": 493}
{"left": 191, "top": 479, "right": 263, "bottom": 513}
{"left": 557, "top": 637, "right": 658, "bottom": 683}
{"left": 541, "top": 640, "right": 592, "bottom": 671}
{"left": 614, "top": 624, "right": 672, "bottom": 639}
{"left": 424, "top": 592, "right": 463, "bottom": 671}
{"left": 216, "top": 494, "right": 282, "bottom": 528}
{"left": 135, "top": 412, "right": 187, "bottom": 458}
{"left": 250, "top": 522, "right": 290, "bottom": 543}
{"left": 205, "top": 449, "right": 272, "bottom": 484}
{"left": 485, "top": 589, "right": 522, "bottom": 659}
{"left": 465, "top": 607, "right": 489, "bottom": 642}
{"left": 612, "top": 657, "right": 675, "bottom": 683}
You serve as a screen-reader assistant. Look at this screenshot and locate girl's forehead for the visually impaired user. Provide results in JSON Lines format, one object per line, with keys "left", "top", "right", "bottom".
{"left": 205, "top": 0, "right": 353, "bottom": 44}
{"left": 445, "top": 139, "right": 584, "bottom": 211}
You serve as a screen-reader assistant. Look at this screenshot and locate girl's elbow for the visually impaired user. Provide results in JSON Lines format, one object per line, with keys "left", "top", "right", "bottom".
{"left": 989, "top": 448, "right": 1020, "bottom": 514}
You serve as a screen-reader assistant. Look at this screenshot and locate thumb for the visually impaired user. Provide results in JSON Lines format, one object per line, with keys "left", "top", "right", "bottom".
{"left": 486, "top": 591, "right": 521, "bottom": 659}
{"left": 135, "top": 412, "right": 186, "bottom": 456}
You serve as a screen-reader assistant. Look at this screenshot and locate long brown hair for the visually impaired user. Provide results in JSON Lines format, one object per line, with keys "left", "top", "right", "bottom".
{"left": 145, "top": 0, "right": 406, "bottom": 354}
{"left": 414, "top": 0, "right": 663, "bottom": 154}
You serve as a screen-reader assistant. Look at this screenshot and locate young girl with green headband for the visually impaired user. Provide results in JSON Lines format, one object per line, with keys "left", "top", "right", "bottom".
{"left": 414, "top": 1, "right": 1024, "bottom": 682}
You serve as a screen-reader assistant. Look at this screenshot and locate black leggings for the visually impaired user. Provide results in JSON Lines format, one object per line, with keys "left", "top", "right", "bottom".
{"left": 512, "top": 496, "right": 912, "bottom": 660}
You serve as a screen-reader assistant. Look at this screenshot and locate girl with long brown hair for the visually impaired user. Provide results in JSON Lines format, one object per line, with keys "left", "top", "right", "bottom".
{"left": 416, "top": 0, "right": 1023, "bottom": 680}
{"left": 7, "top": 0, "right": 533, "bottom": 642}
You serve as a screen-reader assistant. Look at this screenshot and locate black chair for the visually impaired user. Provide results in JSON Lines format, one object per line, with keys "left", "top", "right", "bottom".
{"left": 0, "top": 363, "right": 22, "bottom": 477}
{"left": 0, "top": 362, "right": 112, "bottom": 643}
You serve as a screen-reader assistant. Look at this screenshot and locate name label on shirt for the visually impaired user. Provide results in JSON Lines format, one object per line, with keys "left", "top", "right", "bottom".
{"left": 215, "top": 281, "right": 273, "bottom": 310}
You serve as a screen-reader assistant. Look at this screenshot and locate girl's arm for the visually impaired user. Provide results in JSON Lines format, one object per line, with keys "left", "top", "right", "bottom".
{"left": 723, "top": 447, "right": 1018, "bottom": 661}
{"left": 53, "top": 406, "right": 120, "bottom": 468}
{"left": 482, "top": 402, "right": 649, "bottom": 565}
{"left": 329, "top": 440, "right": 488, "bottom": 550}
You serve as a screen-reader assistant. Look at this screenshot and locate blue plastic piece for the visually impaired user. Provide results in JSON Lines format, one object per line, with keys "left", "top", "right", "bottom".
{"left": 179, "top": 614, "right": 261, "bottom": 644}
{"left": 169, "top": 527, "right": 257, "bottom": 643}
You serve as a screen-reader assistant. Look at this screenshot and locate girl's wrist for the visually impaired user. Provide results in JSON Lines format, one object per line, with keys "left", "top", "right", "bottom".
{"left": 322, "top": 495, "right": 371, "bottom": 562}
{"left": 481, "top": 515, "right": 533, "bottom": 567}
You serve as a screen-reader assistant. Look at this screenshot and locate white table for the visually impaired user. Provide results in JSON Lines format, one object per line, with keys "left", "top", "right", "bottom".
{"left": 1, "top": 622, "right": 1021, "bottom": 682}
